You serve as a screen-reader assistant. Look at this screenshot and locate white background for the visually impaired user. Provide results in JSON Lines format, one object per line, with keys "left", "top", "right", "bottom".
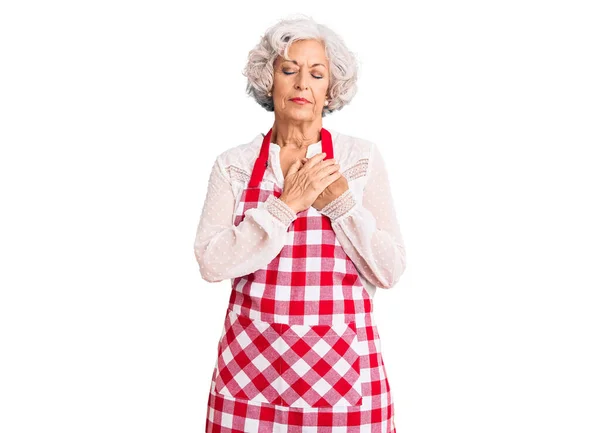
{"left": 1, "top": 1, "right": 599, "bottom": 432}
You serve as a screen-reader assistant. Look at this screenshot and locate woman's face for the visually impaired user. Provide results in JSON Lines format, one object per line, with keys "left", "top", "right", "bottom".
{"left": 271, "top": 39, "right": 330, "bottom": 122}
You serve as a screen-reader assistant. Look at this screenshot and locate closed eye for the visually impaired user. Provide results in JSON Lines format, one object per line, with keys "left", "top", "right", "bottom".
{"left": 283, "top": 71, "right": 323, "bottom": 79}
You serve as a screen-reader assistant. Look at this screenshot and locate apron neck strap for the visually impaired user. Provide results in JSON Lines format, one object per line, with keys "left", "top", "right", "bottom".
{"left": 249, "top": 127, "right": 333, "bottom": 188}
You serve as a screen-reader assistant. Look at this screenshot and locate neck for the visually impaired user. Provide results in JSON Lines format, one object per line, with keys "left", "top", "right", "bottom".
{"left": 270, "top": 117, "right": 322, "bottom": 150}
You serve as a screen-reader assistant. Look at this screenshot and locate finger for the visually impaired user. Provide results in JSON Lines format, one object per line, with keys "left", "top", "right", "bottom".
{"left": 315, "top": 161, "right": 340, "bottom": 179}
{"left": 318, "top": 158, "right": 338, "bottom": 168}
{"left": 321, "top": 170, "right": 342, "bottom": 188}
{"left": 306, "top": 156, "right": 337, "bottom": 178}
{"left": 286, "top": 158, "right": 303, "bottom": 177}
{"left": 303, "top": 152, "right": 327, "bottom": 170}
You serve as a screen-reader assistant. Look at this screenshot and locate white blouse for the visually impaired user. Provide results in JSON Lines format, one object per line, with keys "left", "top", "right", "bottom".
{"left": 193, "top": 128, "right": 407, "bottom": 298}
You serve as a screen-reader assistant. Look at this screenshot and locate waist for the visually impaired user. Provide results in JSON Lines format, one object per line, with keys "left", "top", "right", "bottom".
{"left": 224, "top": 304, "right": 373, "bottom": 329}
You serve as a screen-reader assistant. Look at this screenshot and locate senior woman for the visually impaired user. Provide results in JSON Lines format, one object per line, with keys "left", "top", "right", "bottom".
{"left": 194, "top": 16, "right": 406, "bottom": 432}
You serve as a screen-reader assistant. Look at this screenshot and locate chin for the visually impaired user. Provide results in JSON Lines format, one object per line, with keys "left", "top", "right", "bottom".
{"left": 288, "top": 110, "right": 314, "bottom": 119}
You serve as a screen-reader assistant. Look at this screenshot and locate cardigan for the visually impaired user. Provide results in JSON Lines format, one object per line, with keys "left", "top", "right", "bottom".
{"left": 193, "top": 128, "right": 407, "bottom": 298}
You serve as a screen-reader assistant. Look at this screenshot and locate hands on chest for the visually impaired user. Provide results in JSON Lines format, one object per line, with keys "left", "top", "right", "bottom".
{"left": 279, "top": 152, "right": 349, "bottom": 214}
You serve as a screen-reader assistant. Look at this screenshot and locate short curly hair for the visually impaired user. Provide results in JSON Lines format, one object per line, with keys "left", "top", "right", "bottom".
{"left": 242, "top": 15, "right": 360, "bottom": 118}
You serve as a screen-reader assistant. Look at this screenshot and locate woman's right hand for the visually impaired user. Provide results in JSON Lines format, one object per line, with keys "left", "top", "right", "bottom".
{"left": 279, "top": 152, "right": 341, "bottom": 214}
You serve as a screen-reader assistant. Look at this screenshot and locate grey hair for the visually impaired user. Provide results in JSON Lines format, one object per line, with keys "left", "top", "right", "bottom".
{"left": 242, "top": 15, "right": 360, "bottom": 117}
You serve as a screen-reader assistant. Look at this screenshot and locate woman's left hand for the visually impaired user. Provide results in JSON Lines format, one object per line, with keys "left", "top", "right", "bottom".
{"left": 301, "top": 157, "right": 349, "bottom": 211}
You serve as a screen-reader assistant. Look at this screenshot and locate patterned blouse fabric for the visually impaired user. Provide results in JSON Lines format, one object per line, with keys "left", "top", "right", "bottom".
{"left": 193, "top": 128, "right": 407, "bottom": 298}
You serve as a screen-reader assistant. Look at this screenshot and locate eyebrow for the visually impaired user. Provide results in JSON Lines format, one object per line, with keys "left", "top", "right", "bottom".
{"left": 282, "top": 59, "right": 326, "bottom": 68}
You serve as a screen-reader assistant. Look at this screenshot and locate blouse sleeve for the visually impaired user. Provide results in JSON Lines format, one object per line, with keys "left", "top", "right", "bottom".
{"left": 193, "top": 157, "right": 298, "bottom": 283}
{"left": 317, "top": 141, "right": 407, "bottom": 288}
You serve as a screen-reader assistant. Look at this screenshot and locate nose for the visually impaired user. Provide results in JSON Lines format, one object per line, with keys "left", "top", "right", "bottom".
{"left": 294, "top": 68, "right": 309, "bottom": 91}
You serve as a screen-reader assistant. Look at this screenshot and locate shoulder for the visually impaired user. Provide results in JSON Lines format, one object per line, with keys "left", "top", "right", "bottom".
{"left": 329, "top": 128, "right": 372, "bottom": 154}
{"left": 213, "top": 133, "right": 263, "bottom": 183}
{"left": 329, "top": 129, "right": 378, "bottom": 181}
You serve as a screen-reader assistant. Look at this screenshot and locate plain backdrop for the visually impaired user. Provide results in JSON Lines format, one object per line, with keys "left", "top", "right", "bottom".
{"left": 1, "top": 1, "right": 599, "bottom": 432}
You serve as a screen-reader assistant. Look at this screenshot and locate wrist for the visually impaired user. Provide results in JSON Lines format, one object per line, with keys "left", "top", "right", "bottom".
{"left": 278, "top": 195, "right": 299, "bottom": 214}
{"left": 319, "top": 189, "right": 356, "bottom": 221}
{"left": 264, "top": 194, "right": 298, "bottom": 227}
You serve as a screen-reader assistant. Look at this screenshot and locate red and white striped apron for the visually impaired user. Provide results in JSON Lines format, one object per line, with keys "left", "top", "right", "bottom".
{"left": 206, "top": 127, "right": 396, "bottom": 432}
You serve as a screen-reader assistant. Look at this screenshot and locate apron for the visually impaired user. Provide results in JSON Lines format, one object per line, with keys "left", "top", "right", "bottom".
{"left": 205, "top": 127, "right": 396, "bottom": 433}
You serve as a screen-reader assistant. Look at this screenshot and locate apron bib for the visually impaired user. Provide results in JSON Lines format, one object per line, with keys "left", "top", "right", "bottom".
{"left": 206, "top": 127, "right": 396, "bottom": 432}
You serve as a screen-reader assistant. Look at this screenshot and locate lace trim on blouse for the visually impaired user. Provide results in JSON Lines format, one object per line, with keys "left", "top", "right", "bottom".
{"left": 319, "top": 189, "right": 357, "bottom": 221}
{"left": 226, "top": 165, "right": 250, "bottom": 183}
{"left": 342, "top": 158, "right": 369, "bottom": 181}
{"left": 265, "top": 194, "right": 297, "bottom": 226}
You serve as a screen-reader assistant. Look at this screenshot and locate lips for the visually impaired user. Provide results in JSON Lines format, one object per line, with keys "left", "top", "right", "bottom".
{"left": 290, "top": 98, "right": 311, "bottom": 103}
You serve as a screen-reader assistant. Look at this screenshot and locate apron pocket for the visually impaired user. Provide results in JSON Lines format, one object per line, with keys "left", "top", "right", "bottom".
{"left": 278, "top": 320, "right": 363, "bottom": 408}
{"left": 214, "top": 309, "right": 282, "bottom": 405}
{"left": 214, "top": 309, "right": 363, "bottom": 408}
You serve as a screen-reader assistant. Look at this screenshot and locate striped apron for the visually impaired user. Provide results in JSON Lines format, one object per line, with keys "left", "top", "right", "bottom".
{"left": 205, "top": 127, "right": 396, "bottom": 432}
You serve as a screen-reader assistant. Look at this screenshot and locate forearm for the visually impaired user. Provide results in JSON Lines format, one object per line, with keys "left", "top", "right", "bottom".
{"left": 194, "top": 194, "right": 297, "bottom": 282}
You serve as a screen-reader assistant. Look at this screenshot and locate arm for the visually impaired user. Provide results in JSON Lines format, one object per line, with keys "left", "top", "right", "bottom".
{"left": 318, "top": 141, "right": 407, "bottom": 288}
{"left": 193, "top": 157, "right": 298, "bottom": 283}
